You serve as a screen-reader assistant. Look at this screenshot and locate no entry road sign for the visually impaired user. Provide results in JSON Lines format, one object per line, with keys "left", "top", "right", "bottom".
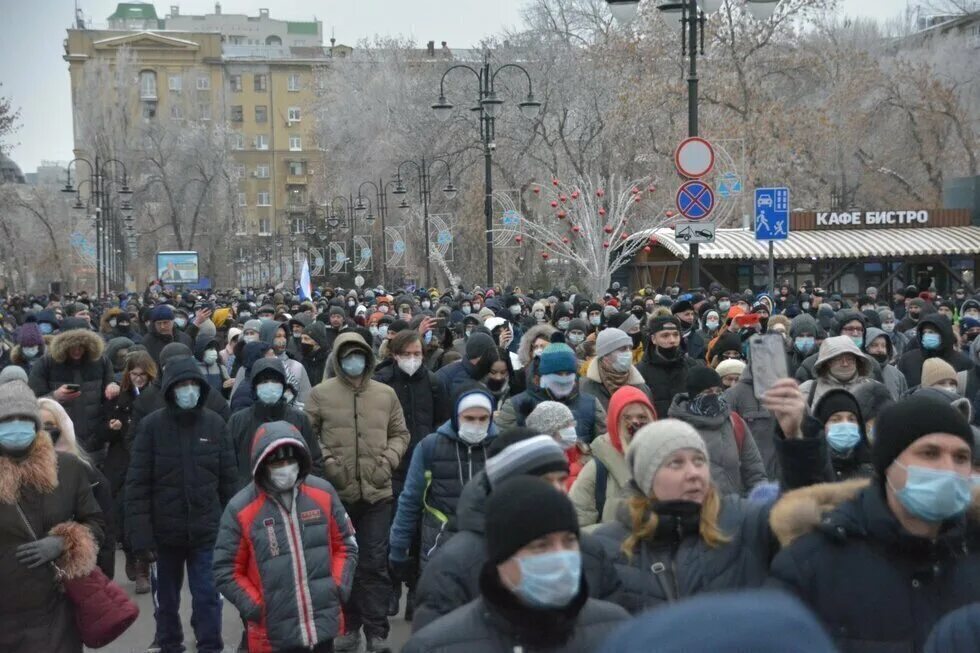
{"left": 674, "top": 137, "right": 715, "bottom": 179}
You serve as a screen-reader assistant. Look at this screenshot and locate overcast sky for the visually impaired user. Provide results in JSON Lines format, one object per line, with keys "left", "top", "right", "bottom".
{"left": 2, "top": 0, "right": 911, "bottom": 173}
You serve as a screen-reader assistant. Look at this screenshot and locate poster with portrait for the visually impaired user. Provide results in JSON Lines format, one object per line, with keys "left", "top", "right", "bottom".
{"left": 156, "top": 251, "right": 200, "bottom": 284}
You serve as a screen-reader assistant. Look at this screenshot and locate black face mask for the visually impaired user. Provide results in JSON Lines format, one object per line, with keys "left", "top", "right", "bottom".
{"left": 657, "top": 345, "right": 680, "bottom": 359}
{"left": 870, "top": 352, "right": 889, "bottom": 365}
{"left": 486, "top": 377, "right": 507, "bottom": 392}
{"left": 301, "top": 343, "right": 316, "bottom": 356}
{"left": 630, "top": 332, "right": 642, "bottom": 348}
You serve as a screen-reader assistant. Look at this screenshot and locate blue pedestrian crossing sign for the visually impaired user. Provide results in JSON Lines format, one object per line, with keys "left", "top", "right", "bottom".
{"left": 676, "top": 180, "right": 715, "bottom": 221}
{"left": 755, "top": 187, "right": 789, "bottom": 241}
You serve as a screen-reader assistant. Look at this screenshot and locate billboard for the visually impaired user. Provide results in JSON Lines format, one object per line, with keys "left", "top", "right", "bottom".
{"left": 156, "top": 251, "right": 200, "bottom": 284}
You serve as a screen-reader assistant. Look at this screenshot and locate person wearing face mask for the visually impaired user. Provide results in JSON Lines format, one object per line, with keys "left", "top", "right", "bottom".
{"left": 412, "top": 429, "right": 625, "bottom": 631}
{"left": 450, "top": 314, "right": 481, "bottom": 356}
{"left": 570, "top": 386, "right": 657, "bottom": 529}
{"left": 787, "top": 313, "right": 820, "bottom": 378}
{"left": 125, "top": 357, "right": 238, "bottom": 653}
{"left": 0, "top": 381, "right": 106, "bottom": 653}
{"left": 230, "top": 341, "right": 276, "bottom": 413}
{"left": 864, "top": 327, "right": 908, "bottom": 399}
{"left": 140, "top": 304, "right": 194, "bottom": 367}
{"left": 636, "top": 316, "right": 702, "bottom": 419}
{"left": 403, "top": 475, "right": 628, "bottom": 653}
{"left": 899, "top": 314, "right": 973, "bottom": 389}
{"left": 769, "top": 395, "right": 980, "bottom": 653}
{"left": 437, "top": 331, "right": 497, "bottom": 399}
{"left": 516, "top": 323, "right": 558, "bottom": 372}
{"left": 9, "top": 319, "right": 45, "bottom": 374}
{"left": 798, "top": 335, "right": 877, "bottom": 410}
{"left": 564, "top": 317, "right": 591, "bottom": 364}
{"left": 807, "top": 389, "right": 874, "bottom": 482}
{"left": 214, "top": 422, "right": 358, "bottom": 653}
{"left": 305, "top": 332, "right": 410, "bottom": 653}
{"left": 497, "top": 337, "right": 607, "bottom": 444}
{"left": 580, "top": 328, "right": 653, "bottom": 412}
{"left": 531, "top": 300, "right": 550, "bottom": 325}
{"left": 527, "top": 401, "right": 586, "bottom": 488}
{"left": 194, "top": 334, "right": 231, "bottom": 398}
{"left": 300, "top": 321, "right": 331, "bottom": 386}
{"left": 668, "top": 368, "right": 767, "bottom": 496}
{"left": 259, "top": 321, "right": 312, "bottom": 404}
{"left": 594, "top": 380, "right": 821, "bottom": 615}
{"left": 671, "top": 300, "right": 706, "bottom": 362}
{"left": 389, "top": 385, "right": 498, "bottom": 586}
{"left": 697, "top": 307, "right": 721, "bottom": 345}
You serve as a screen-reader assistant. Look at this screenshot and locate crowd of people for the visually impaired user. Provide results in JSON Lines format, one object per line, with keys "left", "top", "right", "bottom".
{"left": 1, "top": 278, "right": 980, "bottom": 652}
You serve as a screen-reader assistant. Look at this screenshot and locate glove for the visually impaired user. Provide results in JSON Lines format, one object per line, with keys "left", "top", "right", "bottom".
{"left": 137, "top": 549, "right": 158, "bottom": 563}
{"left": 389, "top": 556, "right": 416, "bottom": 584}
{"left": 16, "top": 536, "right": 65, "bottom": 569}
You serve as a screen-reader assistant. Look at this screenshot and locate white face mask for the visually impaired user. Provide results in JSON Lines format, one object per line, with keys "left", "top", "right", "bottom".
{"left": 109, "top": 319, "right": 117, "bottom": 328}
{"left": 558, "top": 425, "right": 578, "bottom": 450}
{"left": 396, "top": 355, "right": 422, "bottom": 376}
{"left": 458, "top": 422, "right": 489, "bottom": 445}
{"left": 269, "top": 462, "right": 300, "bottom": 491}
{"left": 244, "top": 334, "right": 259, "bottom": 343}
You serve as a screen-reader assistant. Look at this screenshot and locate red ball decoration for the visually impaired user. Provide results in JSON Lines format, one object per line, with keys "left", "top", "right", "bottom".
{"left": 546, "top": 240, "right": 554, "bottom": 247}
{"left": 643, "top": 246, "right": 652, "bottom": 253}
{"left": 559, "top": 194, "right": 568, "bottom": 203}
{"left": 550, "top": 200, "right": 559, "bottom": 208}
{"left": 557, "top": 211, "right": 567, "bottom": 219}
{"left": 571, "top": 225, "right": 581, "bottom": 233}
{"left": 647, "top": 185, "right": 656, "bottom": 193}
{"left": 666, "top": 210, "right": 675, "bottom": 218}
{"left": 596, "top": 189, "right": 605, "bottom": 197}
{"left": 562, "top": 237, "right": 570, "bottom": 244}
{"left": 631, "top": 187, "right": 640, "bottom": 194}
{"left": 603, "top": 225, "right": 613, "bottom": 234}
{"left": 598, "top": 208, "right": 607, "bottom": 217}
{"left": 514, "top": 235, "right": 522, "bottom": 243}
{"left": 602, "top": 241, "right": 610, "bottom": 248}
{"left": 552, "top": 179, "right": 560, "bottom": 186}
{"left": 532, "top": 187, "right": 540, "bottom": 194}
{"left": 542, "top": 252, "right": 550, "bottom": 259}
{"left": 621, "top": 232, "right": 629, "bottom": 240}
{"left": 634, "top": 195, "right": 642, "bottom": 203}
{"left": 571, "top": 190, "right": 580, "bottom": 200}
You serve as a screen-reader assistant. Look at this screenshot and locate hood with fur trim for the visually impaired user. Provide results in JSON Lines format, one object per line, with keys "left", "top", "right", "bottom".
{"left": 48, "top": 327, "right": 105, "bottom": 364}
{"left": 0, "top": 430, "right": 58, "bottom": 504}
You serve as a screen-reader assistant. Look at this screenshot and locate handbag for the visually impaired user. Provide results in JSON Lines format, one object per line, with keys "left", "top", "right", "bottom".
{"left": 15, "top": 502, "right": 139, "bottom": 648}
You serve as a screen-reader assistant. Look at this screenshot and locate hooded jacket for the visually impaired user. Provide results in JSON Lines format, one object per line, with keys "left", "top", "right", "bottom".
{"left": 141, "top": 319, "right": 193, "bottom": 365}
{"left": 28, "top": 327, "right": 113, "bottom": 451}
{"left": 304, "top": 332, "right": 410, "bottom": 505}
{"left": 194, "top": 333, "right": 228, "bottom": 396}
{"left": 788, "top": 313, "right": 820, "bottom": 376}
{"left": 799, "top": 336, "right": 875, "bottom": 409}
{"left": 104, "top": 336, "right": 135, "bottom": 374}
{"left": 412, "top": 470, "right": 625, "bottom": 632}
{"left": 389, "top": 387, "right": 499, "bottom": 569}
{"left": 301, "top": 321, "right": 331, "bottom": 386}
{"left": 213, "top": 422, "right": 358, "bottom": 653}
{"left": 864, "top": 326, "right": 907, "bottom": 400}
{"left": 254, "top": 319, "right": 312, "bottom": 404}
{"left": 667, "top": 394, "right": 767, "bottom": 496}
{"left": 227, "top": 357, "right": 324, "bottom": 488}
{"left": 898, "top": 314, "right": 974, "bottom": 388}
{"left": 569, "top": 387, "right": 654, "bottom": 530}
{"left": 497, "top": 380, "right": 607, "bottom": 444}
{"left": 635, "top": 342, "right": 702, "bottom": 418}
{"left": 125, "top": 356, "right": 238, "bottom": 552}
{"left": 769, "top": 479, "right": 980, "bottom": 653}
{"left": 579, "top": 356, "right": 653, "bottom": 411}
{"left": 0, "top": 432, "right": 104, "bottom": 653}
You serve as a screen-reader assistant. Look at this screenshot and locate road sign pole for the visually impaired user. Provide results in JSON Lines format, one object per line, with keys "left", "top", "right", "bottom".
{"left": 768, "top": 240, "right": 775, "bottom": 297}
{"left": 687, "top": 0, "right": 700, "bottom": 290}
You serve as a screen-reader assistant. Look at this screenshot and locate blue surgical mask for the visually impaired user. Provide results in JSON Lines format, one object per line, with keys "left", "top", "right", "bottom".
{"left": 921, "top": 333, "right": 942, "bottom": 350}
{"left": 851, "top": 336, "right": 863, "bottom": 348}
{"left": 378, "top": 325, "right": 388, "bottom": 338}
{"left": 511, "top": 550, "right": 582, "bottom": 609}
{"left": 203, "top": 349, "right": 218, "bottom": 365}
{"left": 39, "top": 323, "right": 53, "bottom": 335}
{"left": 256, "top": 381, "right": 284, "bottom": 405}
{"left": 540, "top": 373, "right": 577, "bottom": 398}
{"left": 706, "top": 320, "right": 719, "bottom": 331}
{"left": 557, "top": 318, "right": 570, "bottom": 330}
{"left": 174, "top": 384, "right": 200, "bottom": 409}
{"left": 890, "top": 463, "right": 971, "bottom": 522}
{"left": 174, "top": 317, "right": 187, "bottom": 329}
{"left": 341, "top": 353, "right": 367, "bottom": 377}
{"left": 795, "top": 337, "right": 815, "bottom": 354}
{"left": 589, "top": 315, "right": 601, "bottom": 326}
{"left": 461, "top": 305, "right": 471, "bottom": 315}
{"left": 718, "top": 301, "right": 731, "bottom": 312}
{"left": 567, "top": 332, "right": 585, "bottom": 346}
{"left": 826, "top": 422, "right": 861, "bottom": 453}
{"left": 22, "top": 346, "right": 39, "bottom": 359}
{"left": 0, "top": 419, "right": 38, "bottom": 451}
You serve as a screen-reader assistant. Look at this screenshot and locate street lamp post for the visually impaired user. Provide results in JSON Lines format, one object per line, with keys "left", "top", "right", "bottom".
{"left": 431, "top": 56, "right": 540, "bottom": 287}
{"left": 327, "top": 195, "right": 354, "bottom": 284}
{"left": 355, "top": 179, "right": 400, "bottom": 289}
{"left": 391, "top": 157, "right": 457, "bottom": 289}
{"left": 607, "top": 0, "right": 780, "bottom": 290}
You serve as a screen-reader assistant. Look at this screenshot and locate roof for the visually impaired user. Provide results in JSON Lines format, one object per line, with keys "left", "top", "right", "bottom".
{"left": 287, "top": 21, "right": 319, "bottom": 35}
{"left": 108, "top": 3, "right": 159, "bottom": 21}
{"left": 647, "top": 226, "right": 980, "bottom": 261}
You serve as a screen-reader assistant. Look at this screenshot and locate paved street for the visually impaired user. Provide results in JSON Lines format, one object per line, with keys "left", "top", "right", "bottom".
{"left": 97, "top": 555, "right": 413, "bottom": 653}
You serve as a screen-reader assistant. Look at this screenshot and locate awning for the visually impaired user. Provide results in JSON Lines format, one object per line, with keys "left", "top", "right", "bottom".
{"left": 647, "top": 226, "right": 980, "bottom": 261}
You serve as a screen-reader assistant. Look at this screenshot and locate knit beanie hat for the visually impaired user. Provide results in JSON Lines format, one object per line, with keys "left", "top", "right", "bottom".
{"left": 485, "top": 434, "right": 569, "bottom": 486}
{"left": 0, "top": 380, "right": 41, "bottom": 429}
{"left": 850, "top": 381, "right": 894, "bottom": 425}
{"left": 16, "top": 322, "right": 44, "bottom": 348}
{"left": 648, "top": 316, "right": 681, "bottom": 335}
{"left": 465, "top": 332, "right": 497, "bottom": 360}
{"left": 595, "top": 327, "right": 633, "bottom": 359}
{"left": 686, "top": 367, "right": 722, "bottom": 398}
{"left": 526, "top": 401, "right": 576, "bottom": 435}
{"left": 0, "top": 365, "right": 29, "bottom": 386}
{"left": 149, "top": 304, "right": 175, "bottom": 322}
{"left": 243, "top": 319, "right": 263, "bottom": 333}
{"left": 872, "top": 394, "right": 974, "bottom": 480}
{"left": 709, "top": 332, "right": 743, "bottom": 360}
{"left": 159, "top": 342, "right": 193, "bottom": 369}
{"left": 921, "top": 357, "right": 957, "bottom": 388}
{"left": 715, "top": 359, "right": 746, "bottom": 379}
{"left": 485, "top": 476, "right": 579, "bottom": 563}
{"left": 627, "top": 419, "right": 708, "bottom": 495}
{"left": 814, "top": 389, "right": 863, "bottom": 426}
{"left": 538, "top": 342, "right": 578, "bottom": 375}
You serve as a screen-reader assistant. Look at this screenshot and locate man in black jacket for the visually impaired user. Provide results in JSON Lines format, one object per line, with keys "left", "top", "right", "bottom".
{"left": 301, "top": 321, "right": 331, "bottom": 386}
{"left": 635, "top": 316, "right": 701, "bottom": 418}
{"left": 141, "top": 304, "right": 194, "bottom": 366}
{"left": 898, "top": 313, "right": 973, "bottom": 388}
{"left": 227, "top": 357, "right": 324, "bottom": 487}
{"left": 125, "top": 357, "right": 238, "bottom": 653}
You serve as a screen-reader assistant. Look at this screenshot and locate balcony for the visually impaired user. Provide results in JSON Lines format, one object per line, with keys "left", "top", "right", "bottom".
{"left": 286, "top": 175, "right": 307, "bottom": 185}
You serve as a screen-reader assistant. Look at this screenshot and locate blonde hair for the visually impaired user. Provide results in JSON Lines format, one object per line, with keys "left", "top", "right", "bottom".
{"left": 37, "top": 397, "right": 90, "bottom": 464}
{"left": 621, "top": 485, "right": 730, "bottom": 559}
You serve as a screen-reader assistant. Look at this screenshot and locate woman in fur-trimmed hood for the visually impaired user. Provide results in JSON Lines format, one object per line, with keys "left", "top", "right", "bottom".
{"left": 0, "top": 380, "right": 105, "bottom": 653}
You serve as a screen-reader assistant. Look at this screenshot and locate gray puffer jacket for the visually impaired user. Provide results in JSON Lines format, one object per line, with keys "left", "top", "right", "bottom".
{"left": 667, "top": 394, "right": 767, "bottom": 496}
{"left": 213, "top": 421, "right": 358, "bottom": 652}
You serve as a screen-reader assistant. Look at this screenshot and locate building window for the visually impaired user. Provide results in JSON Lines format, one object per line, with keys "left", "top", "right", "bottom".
{"left": 257, "top": 191, "right": 271, "bottom": 207}
{"left": 288, "top": 187, "right": 306, "bottom": 206}
{"left": 259, "top": 217, "right": 271, "bottom": 235}
{"left": 230, "top": 74, "right": 242, "bottom": 92}
{"left": 231, "top": 133, "right": 244, "bottom": 150}
{"left": 234, "top": 219, "right": 247, "bottom": 236}
{"left": 198, "top": 103, "right": 210, "bottom": 121}
{"left": 233, "top": 164, "right": 246, "bottom": 178}
{"left": 288, "top": 160, "right": 305, "bottom": 176}
{"left": 254, "top": 74, "right": 268, "bottom": 92}
{"left": 289, "top": 136, "right": 302, "bottom": 151}
{"left": 196, "top": 76, "right": 210, "bottom": 90}
{"left": 238, "top": 192, "right": 247, "bottom": 207}
{"left": 255, "top": 105, "right": 268, "bottom": 123}
{"left": 142, "top": 102, "right": 156, "bottom": 119}
{"left": 255, "top": 164, "right": 270, "bottom": 178}
{"left": 255, "top": 134, "right": 268, "bottom": 150}
{"left": 288, "top": 73, "right": 301, "bottom": 91}
{"left": 292, "top": 216, "right": 306, "bottom": 233}
{"left": 168, "top": 75, "right": 181, "bottom": 92}
{"left": 170, "top": 104, "right": 183, "bottom": 120}
{"left": 140, "top": 70, "right": 157, "bottom": 100}
{"left": 230, "top": 105, "right": 243, "bottom": 122}
{"left": 287, "top": 106, "right": 301, "bottom": 122}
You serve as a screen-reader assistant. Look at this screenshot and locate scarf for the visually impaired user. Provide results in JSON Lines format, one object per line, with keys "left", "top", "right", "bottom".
{"left": 687, "top": 392, "right": 728, "bottom": 418}
{"left": 598, "top": 355, "right": 631, "bottom": 396}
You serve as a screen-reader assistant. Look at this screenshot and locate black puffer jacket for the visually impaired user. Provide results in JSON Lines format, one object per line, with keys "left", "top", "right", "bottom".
{"left": 412, "top": 471, "right": 624, "bottom": 632}
{"left": 227, "top": 358, "right": 324, "bottom": 488}
{"left": 898, "top": 314, "right": 974, "bottom": 388}
{"left": 125, "top": 356, "right": 238, "bottom": 552}
{"left": 130, "top": 364, "right": 230, "bottom": 436}
{"left": 769, "top": 480, "right": 980, "bottom": 653}
{"left": 28, "top": 328, "right": 113, "bottom": 452}
{"left": 140, "top": 322, "right": 194, "bottom": 366}
{"left": 635, "top": 346, "right": 702, "bottom": 418}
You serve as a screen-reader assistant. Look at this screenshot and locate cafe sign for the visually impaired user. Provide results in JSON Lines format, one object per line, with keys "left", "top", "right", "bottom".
{"left": 816, "top": 210, "right": 930, "bottom": 227}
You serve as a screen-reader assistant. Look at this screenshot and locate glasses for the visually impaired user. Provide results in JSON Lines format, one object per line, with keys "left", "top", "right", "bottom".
{"left": 129, "top": 371, "right": 149, "bottom": 379}
{"left": 840, "top": 326, "right": 863, "bottom": 335}
{"left": 721, "top": 353, "right": 742, "bottom": 360}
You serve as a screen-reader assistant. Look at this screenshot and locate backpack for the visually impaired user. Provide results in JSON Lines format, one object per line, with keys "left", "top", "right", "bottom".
{"left": 731, "top": 412, "right": 747, "bottom": 454}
